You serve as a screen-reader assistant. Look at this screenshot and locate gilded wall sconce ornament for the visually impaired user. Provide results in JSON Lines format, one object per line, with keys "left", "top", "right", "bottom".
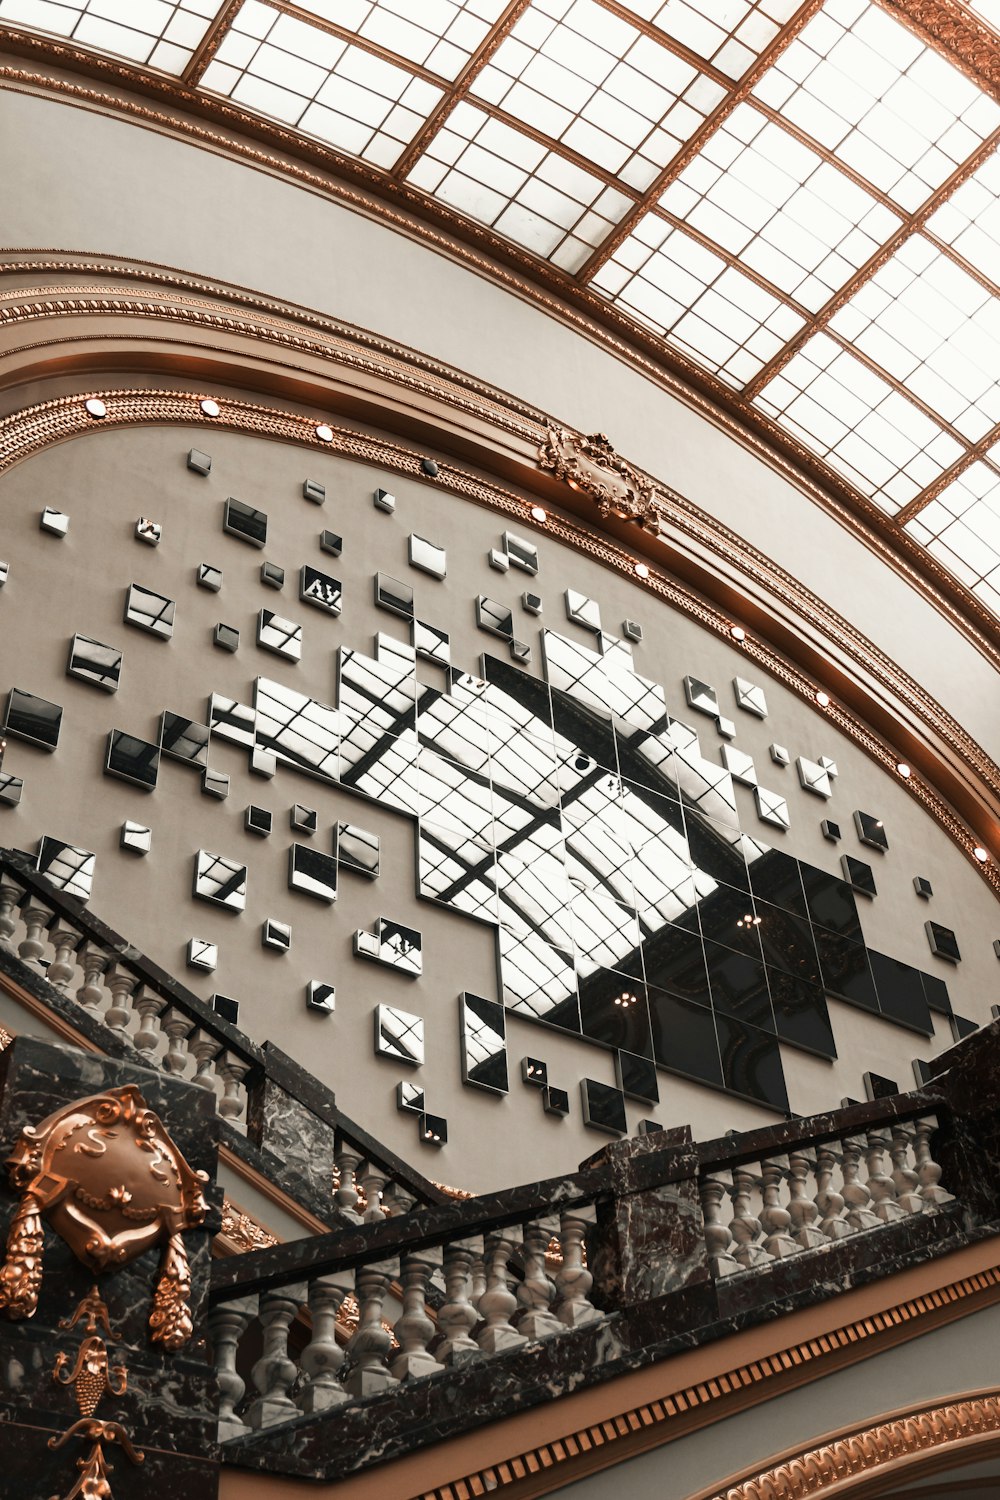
{"left": 0, "top": 1083, "right": 209, "bottom": 1349}
{"left": 537, "top": 428, "right": 660, "bottom": 532}
{"left": 47, "top": 1286, "right": 144, "bottom": 1500}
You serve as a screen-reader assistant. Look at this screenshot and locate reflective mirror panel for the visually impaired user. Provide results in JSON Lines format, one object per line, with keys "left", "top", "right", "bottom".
{"left": 684, "top": 675, "right": 720, "bottom": 718}
{"left": 338, "top": 822, "right": 380, "bottom": 878}
{"left": 503, "top": 531, "right": 538, "bottom": 574}
{"left": 715, "top": 1013, "right": 789, "bottom": 1111}
{"left": 375, "top": 573, "right": 414, "bottom": 618}
{"left": 580, "top": 1078, "right": 626, "bottom": 1134}
{"left": 245, "top": 804, "right": 272, "bottom": 836}
{"left": 412, "top": 619, "right": 450, "bottom": 666}
{"left": 202, "top": 767, "right": 230, "bottom": 799}
{"left": 307, "top": 980, "right": 336, "bottom": 1013}
{"left": 40, "top": 506, "right": 69, "bottom": 537}
{"left": 733, "top": 677, "right": 767, "bottom": 717}
{"left": 926, "top": 920, "right": 961, "bottom": 963}
{"left": 160, "top": 712, "right": 210, "bottom": 767}
{"left": 855, "top": 810, "right": 890, "bottom": 851}
{"left": 224, "top": 496, "right": 267, "bottom": 547}
{"left": 374, "top": 1004, "right": 425, "bottom": 1065}
{"left": 0, "top": 774, "right": 23, "bottom": 806}
{"left": 261, "top": 561, "right": 284, "bottom": 589}
{"left": 4, "top": 687, "right": 63, "bottom": 750}
{"left": 396, "top": 1081, "right": 425, "bottom": 1113}
{"left": 460, "top": 991, "right": 508, "bottom": 1094}
{"left": 197, "top": 562, "right": 223, "bottom": 591}
{"left": 123, "top": 583, "right": 175, "bottom": 639}
{"left": 616, "top": 1050, "right": 659, "bottom": 1103}
{"left": 192, "top": 850, "right": 247, "bottom": 911}
{"left": 105, "top": 730, "right": 159, "bottom": 789}
{"left": 542, "top": 1085, "right": 570, "bottom": 1116}
{"left": 186, "top": 938, "right": 218, "bottom": 971}
{"left": 565, "top": 590, "right": 602, "bottom": 633}
{"left": 67, "top": 635, "right": 123, "bottom": 692}
{"left": 370, "top": 917, "right": 422, "bottom": 976}
{"left": 290, "top": 804, "right": 318, "bottom": 833}
{"left": 257, "top": 609, "right": 302, "bottom": 662}
{"left": 408, "top": 534, "right": 447, "bottom": 579}
{"left": 213, "top": 623, "right": 240, "bottom": 652}
{"left": 262, "top": 918, "right": 292, "bottom": 951}
{"left": 796, "top": 756, "right": 833, "bottom": 798}
{"left": 842, "top": 855, "right": 877, "bottom": 897}
{"left": 36, "top": 835, "right": 95, "bottom": 900}
{"left": 255, "top": 677, "right": 339, "bottom": 781}
{"left": 209, "top": 694, "right": 255, "bottom": 750}
{"left": 120, "top": 820, "right": 151, "bottom": 856}
{"left": 300, "top": 564, "right": 342, "bottom": 615}
{"left": 418, "top": 1112, "right": 447, "bottom": 1146}
{"left": 288, "top": 843, "right": 338, "bottom": 903}
{"left": 477, "top": 595, "right": 514, "bottom": 640}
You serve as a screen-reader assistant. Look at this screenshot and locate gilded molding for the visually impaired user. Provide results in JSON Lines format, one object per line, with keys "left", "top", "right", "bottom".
{"left": 879, "top": 0, "right": 1000, "bottom": 94}
{"left": 538, "top": 428, "right": 660, "bottom": 530}
{"left": 0, "top": 1024, "right": 13, "bottom": 1052}
{"left": 218, "top": 1199, "right": 279, "bottom": 1255}
{"left": 0, "top": 52, "right": 999, "bottom": 653}
{"left": 1, "top": 385, "right": 997, "bottom": 895}
{"left": 415, "top": 1262, "right": 1000, "bottom": 1500}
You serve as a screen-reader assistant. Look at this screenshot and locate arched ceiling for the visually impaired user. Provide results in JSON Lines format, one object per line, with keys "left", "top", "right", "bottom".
{"left": 3, "top": 0, "right": 1000, "bottom": 624}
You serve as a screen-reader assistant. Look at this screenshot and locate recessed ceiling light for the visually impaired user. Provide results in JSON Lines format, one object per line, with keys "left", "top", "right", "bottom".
{"left": 896, "top": 762, "right": 911, "bottom": 778}
{"left": 200, "top": 398, "right": 221, "bottom": 417}
{"left": 634, "top": 562, "right": 649, "bottom": 578}
{"left": 815, "top": 691, "right": 830, "bottom": 707}
{"left": 974, "top": 846, "right": 989, "bottom": 863}
{"left": 530, "top": 506, "right": 547, "bottom": 523}
{"left": 730, "top": 625, "right": 746, "bottom": 641}
{"left": 84, "top": 398, "right": 107, "bottom": 419}
{"left": 315, "top": 424, "right": 334, "bottom": 442}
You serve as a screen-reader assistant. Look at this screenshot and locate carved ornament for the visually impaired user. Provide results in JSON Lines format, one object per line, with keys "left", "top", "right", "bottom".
{"left": 538, "top": 428, "right": 660, "bottom": 532}
{"left": 47, "top": 1287, "right": 144, "bottom": 1500}
{"left": 219, "top": 1197, "right": 278, "bottom": 1253}
{"left": 0, "top": 1083, "right": 208, "bottom": 1348}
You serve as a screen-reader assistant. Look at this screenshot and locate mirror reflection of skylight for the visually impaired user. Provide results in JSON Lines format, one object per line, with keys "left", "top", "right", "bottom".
{"left": 592, "top": 214, "right": 805, "bottom": 385}
{"left": 752, "top": 0, "right": 1000, "bottom": 213}
{"left": 202, "top": 1, "right": 443, "bottom": 167}
{"left": 754, "top": 332, "right": 963, "bottom": 511}
{"left": 303, "top": 0, "right": 508, "bottom": 81}
{"left": 0, "top": 0, "right": 218, "bottom": 72}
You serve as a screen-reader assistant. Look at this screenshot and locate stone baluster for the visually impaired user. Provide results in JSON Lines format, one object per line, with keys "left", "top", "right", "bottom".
{"left": 700, "top": 1175, "right": 739, "bottom": 1276}
{"left": 103, "top": 963, "right": 137, "bottom": 1034}
{"left": 75, "top": 941, "right": 110, "bottom": 1015}
{"left": 787, "top": 1150, "right": 827, "bottom": 1250}
{"left": 46, "top": 920, "right": 81, "bottom": 990}
{"left": 865, "top": 1127, "right": 905, "bottom": 1222}
{"left": 0, "top": 880, "right": 23, "bottom": 949}
{"left": 391, "top": 1249, "right": 444, "bottom": 1380}
{"left": 161, "top": 1006, "right": 194, "bottom": 1074}
{"left": 554, "top": 1209, "right": 600, "bottom": 1325}
{"left": 759, "top": 1159, "right": 800, "bottom": 1258}
{"left": 890, "top": 1122, "right": 923, "bottom": 1214}
{"left": 297, "top": 1275, "right": 352, "bottom": 1412}
{"left": 206, "top": 1294, "right": 259, "bottom": 1440}
{"left": 17, "top": 898, "right": 53, "bottom": 972}
{"left": 133, "top": 990, "right": 166, "bottom": 1059}
{"left": 189, "top": 1028, "right": 222, "bottom": 1091}
{"left": 841, "top": 1136, "right": 880, "bottom": 1230}
{"left": 358, "top": 1158, "right": 390, "bottom": 1224}
{"left": 813, "top": 1145, "right": 853, "bottom": 1239}
{"left": 513, "top": 1221, "right": 563, "bottom": 1340}
{"left": 914, "top": 1118, "right": 955, "bottom": 1206}
{"left": 216, "top": 1051, "right": 251, "bottom": 1123}
{"left": 470, "top": 1248, "right": 487, "bottom": 1314}
{"left": 477, "top": 1230, "right": 526, "bottom": 1354}
{"left": 247, "top": 1284, "right": 306, "bottom": 1429}
{"left": 728, "top": 1167, "right": 771, "bottom": 1269}
{"left": 333, "top": 1137, "right": 364, "bottom": 1223}
{"left": 435, "top": 1237, "right": 483, "bottom": 1363}
{"left": 382, "top": 1182, "right": 416, "bottom": 1218}
{"left": 344, "top": 1261, "right": 398, "bottom": 1397}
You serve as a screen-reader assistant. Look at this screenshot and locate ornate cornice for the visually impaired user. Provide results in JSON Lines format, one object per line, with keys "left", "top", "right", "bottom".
{"left": 0, "top": 46, "right": 999, "bottom": 656}
{"left": 217, "top": 1200, "right": 279, "bottom": 1255}
{"left": 0, "top": 383, "right": 997, "bottom": 893}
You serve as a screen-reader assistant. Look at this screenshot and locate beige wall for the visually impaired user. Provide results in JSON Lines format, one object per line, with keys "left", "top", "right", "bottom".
{"left": 0, "top": 83, "right": 998, "bottom": 764}
{"left": 0, "top": 422, "right": 996, "bottom": 1187}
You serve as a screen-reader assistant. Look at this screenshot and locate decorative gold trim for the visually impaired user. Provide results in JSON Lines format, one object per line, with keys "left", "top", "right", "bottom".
{"left": 413, "top": 1261, "right": 1000, "bottom": 1500}
{"left": 0, "top": 1023, "right": 13, "bottom": 1052}
{"left": 218, "top": 1198, "right": 279, "bottom": 1254}
{"left": 47, "top": 1287, "right": 144, "bottom": 1500}
{"left": 1, "top": 383, "right": 996, "bottom": 893}
{"left": 0, "top": 50, "right": 999, "bottom": 653}
{"left": 537, "top": 428, "right": 659, "bottom": 530}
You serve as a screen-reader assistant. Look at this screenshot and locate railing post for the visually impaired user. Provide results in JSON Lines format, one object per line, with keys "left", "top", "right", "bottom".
{"left": 297, "top": 1275, "right": 352, "bottom": 1412}
{"left": 392, "top": 1249, "right": 445, "bottom": 1380}
{"left": 247, "top": 1284, "right": 307, "bottom": 1429}
{"left": 477, "top": 1230, "right": 526, "bottom": 1354}
{"left": 554, "top": 1209, "right": 600, "bottom": 1325}
{"left": 344, "top": 1261, "right": 399, "bottom": 1397}
{"left": 435, "top": 1237, "right": 483, "bottom": 1363}
{"left": 207, "top": 1294, "right": 259, "bottom": 1439}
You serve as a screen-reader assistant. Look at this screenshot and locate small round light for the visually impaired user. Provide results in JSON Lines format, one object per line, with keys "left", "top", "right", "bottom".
{"left": 634, "top": 562, "right": 649, "bottom": 579}
{"left": 815, "top": 691, "right": 830, "bottom": 707}
{"left": 84, "top": 398, "right": 107, "bottom": 419}
{"left": 974, "top": 846, "right": 989, "bottom": 863}
{"left": 315, "top": 423, "right": 334, "bottom": 442}
{"left": 896, "top": 762, "right": 911, "bottom": 778}
{"left": 200, "top": 398, "right": 221, "bottom": 417}
{"left": 730, "top": 625, "right": 746, "bottom": 642}
{"left": 530, "top": 506, "right": 547, "bottom": 523}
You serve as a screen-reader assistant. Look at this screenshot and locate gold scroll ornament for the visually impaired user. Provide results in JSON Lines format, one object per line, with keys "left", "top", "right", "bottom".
{"left": 537, "top": 428, "right": 661, "bottom": 532}
{"left": 0, "top": 1082, "right": 209, "bottom": 1349}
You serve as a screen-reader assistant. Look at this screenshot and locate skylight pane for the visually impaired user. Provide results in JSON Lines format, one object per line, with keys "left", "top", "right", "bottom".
{"left": 471, "top": 0, "right": 728, "bottom": 196}
{"left": 0, "top": 0, "right": 218, "bottom": 69}
{"left": 296, "top": 0, "right": 507, "bottom": 82}
{"left": 202, "top": 1, "right": 442, "bottom": 164}
{"left": 753, "top": 0, "right": 1000, "bottom": 211}
{"left": 925, "top": 147, "right": 1000, "bottom": 285}
{"left": 593, "top": 216, "right": 805, "bottom": 385}
{"left": 904, "top": 463, "right": 1000, "bottom": 598}
{"left": 620, "top": 0, "right": 802, "bottom": 78}
{"left": 754, "top": 333, "right": 963, "bottom": 511}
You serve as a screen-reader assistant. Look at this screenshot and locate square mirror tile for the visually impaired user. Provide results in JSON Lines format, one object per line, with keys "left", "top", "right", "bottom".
{"left": 307, "top": 980, "right": 335, "bottom": 1013}
{"left": 616, "top": 1050, "right": 659, "bottom": 1103}
{"left": 522, "top": 592, "right": 543, "bottom": 615}
{"left": 460, "top": 991, "right": 508, "bottom": 1094}
{"left": 489, "top": 548, "right": 509, "bottom": 572}
{"left": 288, "top": 843, "right": 337, "bottom": 902}
{"left": 245, "top": 804, "right": 272, "bottom": 836}
{"left": 160, "top": 711, "right": 210, "bottom": 766}
{"left": 418, "top": 1112, "right": 447, "bottom": 1146}
{"left": 193, "top": 851, "right": 246, "bottom": 912}
{"left": 135, "top": 518, "right": 161, "bottom": 546}
{"left": 224, "top": 497, "right": 267, "bottom": 547}
{"left": 254, "top": 677, "right": 339, "bottom": 780}
{"left": 40, "top": 506, "right": 69, "bottom": 537}
{"left": 683, "top": 675, "right": 719, "bottom": 718}
{"left": 914, "top": 875, "right": 933, "bottom": 898}
{"left": 797, "top": 757, "right": 833, "bottom": 798}
{"left": 374, "top": 1004, "right": 424, "bottom": 1065}
{"left": 320, "top": 531, "right": 342, "bottom": 556}
{"left": 925, "top": 920, "right": 961, "bottom": 963}
{"left": 733, "top": 678, "right": 767, "bottom": 717}
{"left": 188, "top": 449, "right": 212, "bottom": 475}
{"left": 841, "top": 855, "right": 876, "bottom": 896}
{"left": 854, "top": 810, "right": 889, "bottom": 851}
{"left": 106, "top": 730, "right": 159, "bottom": 789}
{"left": 36, "top": 836, "right": 95, "bottom": 900}
{"left": 124, "top": 583, "right": 175, "bottom": 639}
{"left": 622, "top": 619, "right": 643, "bottom": 643}
{"left": 4, "top": 688, "right": 62, "bottom": 750}
{"left": 213, "top": 993, "right": 239, "bottom": 1025}
{"left": 503, "top": 532, "right": 538, "bottom": 574}
{"left": 257, "top": 609, "right": 302, "bottom": 662}
{"left": 261, "top": 562, "right": 284, "bottom": 589}
{"left": 0, "top": 774, "right": 23, "bottom": 806}
{"left": 67, "top": 635, "right": 122, "bottom": 692}
{"left": 214, "top": 623, "right": 239, "bottom": 652}
{"left": 357, "top": 917, "right": 422, "bottom": 976}
{"left": 565, "top": 590, "right": 601, "bottom": 633}
{"left": 290, "top": 804, "right": 317, "bottom": 833}
{"left": 119, "top": 820, "right": 151, "bottom": 855}
{"left": 755, "top": 787, "right": 790, "bottom": 829}
{"left": 721, "top": 745, "right": 757, "bottom": 786}
{"left": 375, "top": 573, "right": 414, "bottom": 619}
{"left": 262, "top": 918, "right": 291, "bottom": 952}
{"left": 769, "top": 743, "right": 790, "bottom": 766}
{"left": 303, "top": 479, "right": 325, "bottom": 504}
{"left": 580, "top": 1078, "right": 626, "bottom": 1134}
{"left": 374, "top": 487, "right": 396, "bottom": 513}
{"left": 396, "top": 1081, "right": 425, "bottom": 1113}
{"left": 338, "top": 822, "right": 380, "bottom": 878}
{"left": 542, "top": 1085, "right": 570, "bottom": 1116}
{"left": 521, "top": 1056, "right": 548, "bottom": 1086}
{"left": 412, "top": 619, "right": 450, "bottom": 666}
{"left": 300, "top": 564, "right": 342, "bottom": 615}
{"left": 0, "top": 560, "right": 8, "bottom": 588}
{"left": 821, "top": 819, "right": 841, "bottom": 841}
{"left": 202, "top": 767, "right": 229, "bottom": 799}
{"left": 198, "top": 563, "right": 222, "bottom": 591}
{"left": 408, "top": 534, "right": 447, "bottom": 579}
{"left": 209, "top": 694, "right": 255, "bottom": 749}
{"left": 250, "top": 745, "right": 276, "bottom": 777}
{"left": 186, "top": 938, "right": 218, "bottom": 971}
{"left": 477, "top": 595, "right": 514, "bottom": 640}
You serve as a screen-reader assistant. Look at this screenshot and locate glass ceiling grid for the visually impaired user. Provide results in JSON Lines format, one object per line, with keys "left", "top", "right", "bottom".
{"left": 0, "top": 0, "right": 219, "bottom": 72}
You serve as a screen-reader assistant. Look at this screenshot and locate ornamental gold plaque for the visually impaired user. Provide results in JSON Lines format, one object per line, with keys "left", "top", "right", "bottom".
{"left": 538, "top": 427, "right": 660, "bottom": 532}
{"left": 0, "top": 1083, "right": 209, "bottom": 1349}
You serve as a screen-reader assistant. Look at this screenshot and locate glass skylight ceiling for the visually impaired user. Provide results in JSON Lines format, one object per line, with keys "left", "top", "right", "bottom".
{"left": 4, "top": 0, "right": 1000, "bottom": 618}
